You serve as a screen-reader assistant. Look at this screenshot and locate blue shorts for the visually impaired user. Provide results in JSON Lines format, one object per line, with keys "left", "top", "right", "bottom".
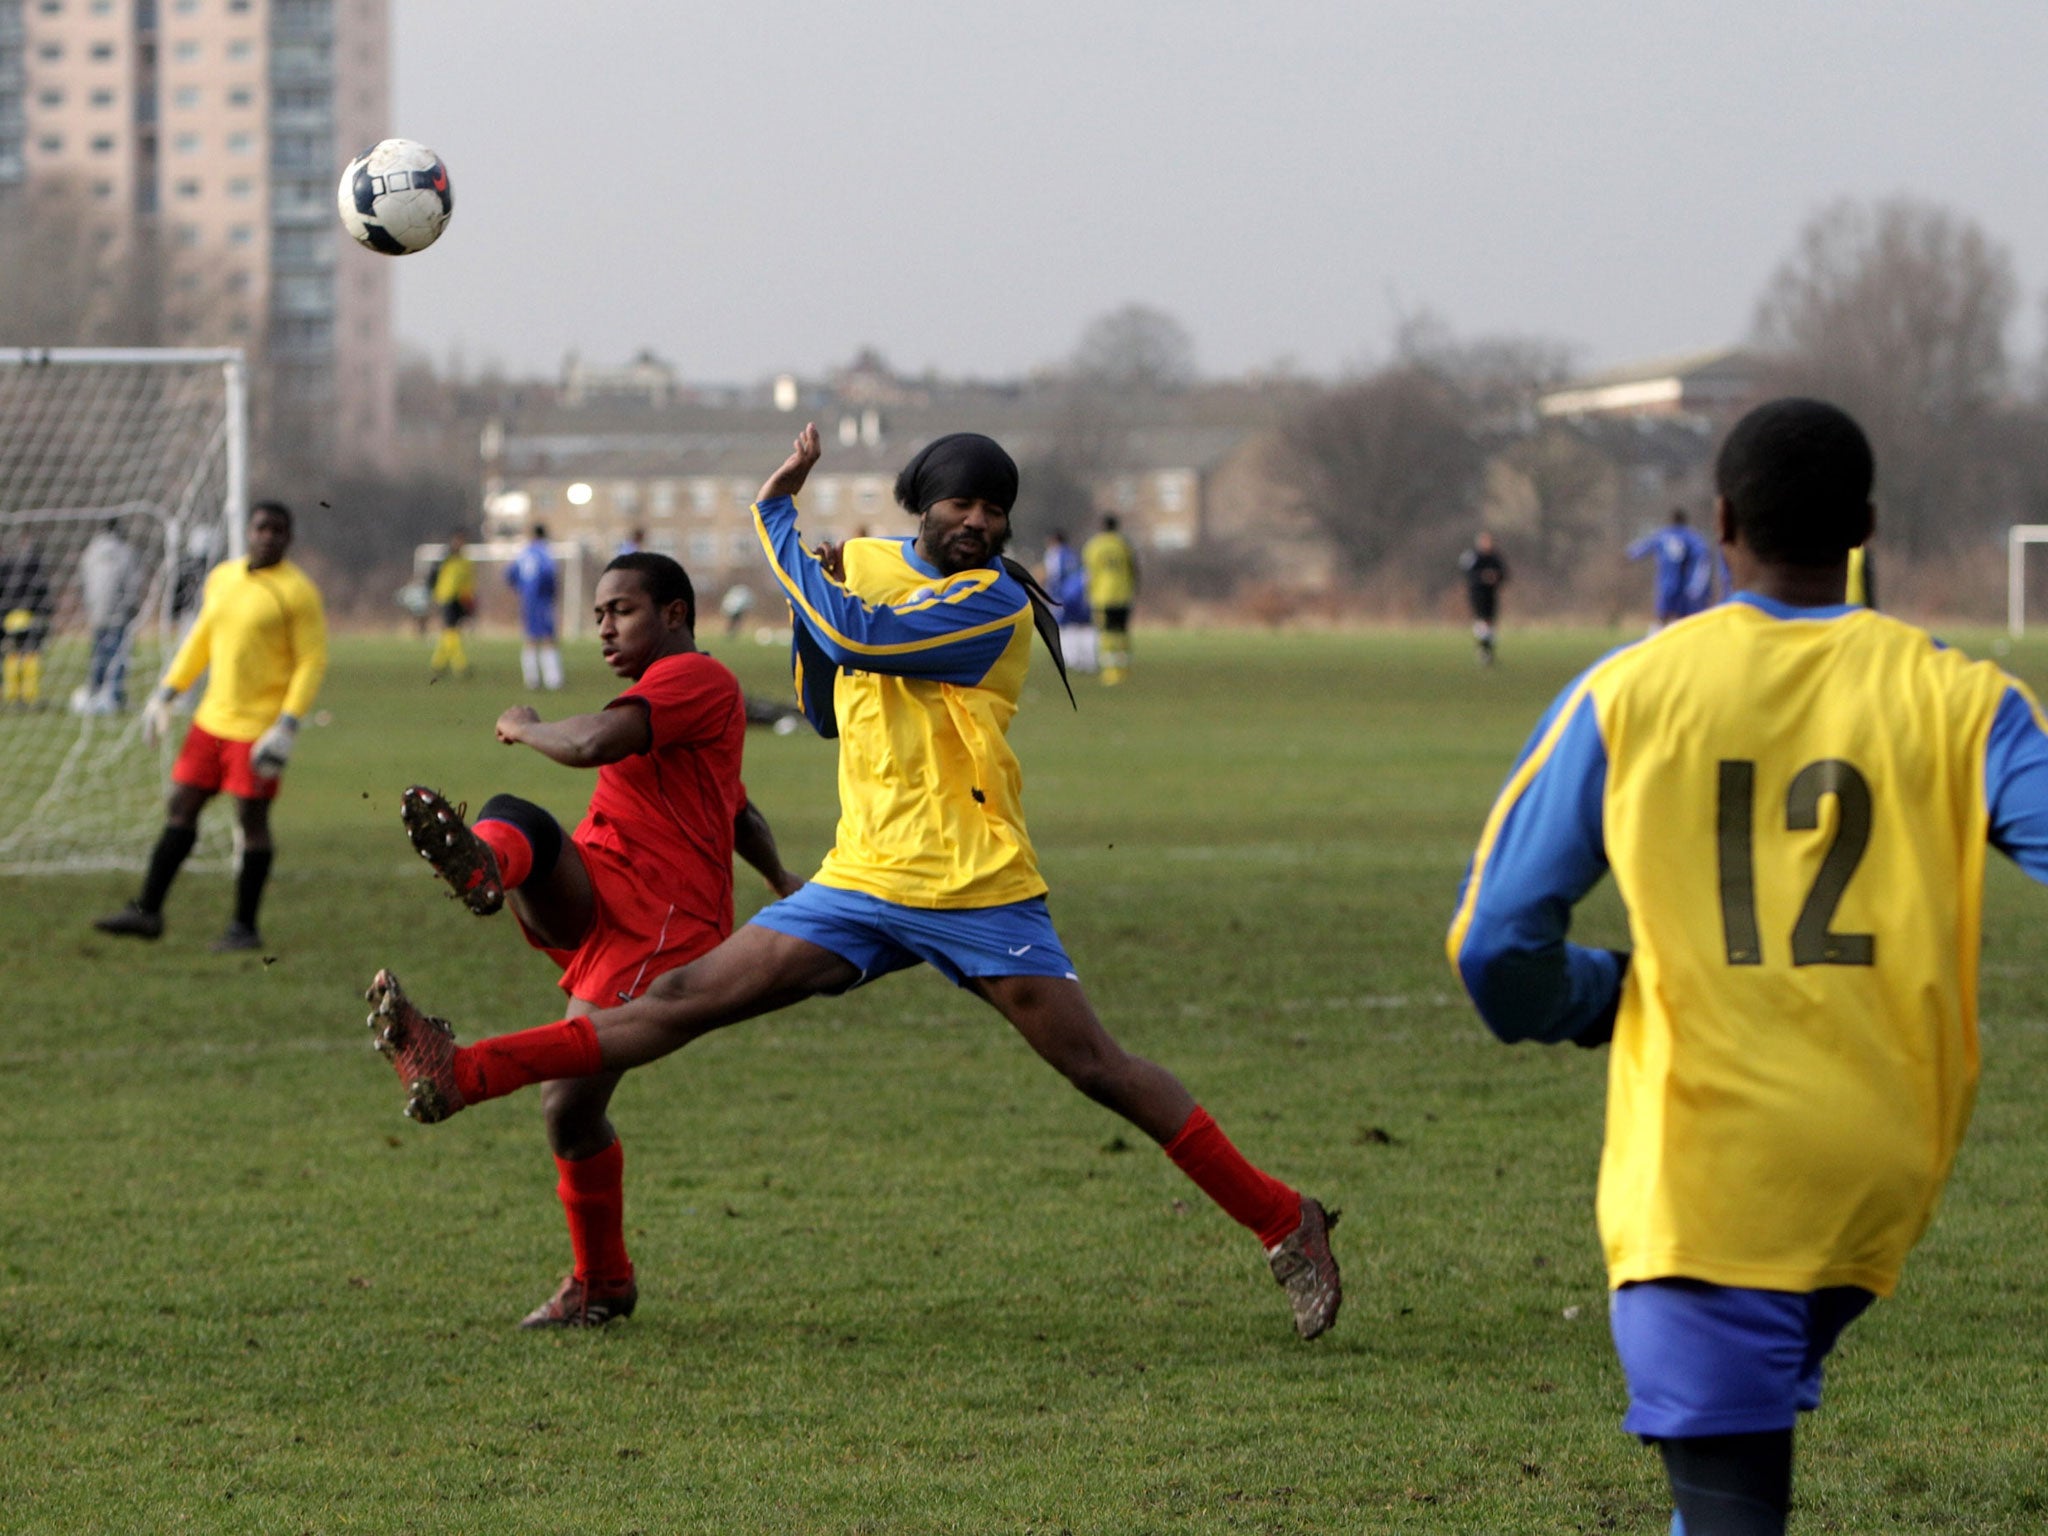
{"left": 1610, "top": 1279, "right": 1875, "bottom": 1439}
{"left": 748, "top": 884, "right": 1079, "bottom": 991}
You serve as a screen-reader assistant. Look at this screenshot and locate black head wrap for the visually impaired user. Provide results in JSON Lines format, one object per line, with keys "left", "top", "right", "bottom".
{"left": 893, "top": 432, "right": 1019, "bottom": 515}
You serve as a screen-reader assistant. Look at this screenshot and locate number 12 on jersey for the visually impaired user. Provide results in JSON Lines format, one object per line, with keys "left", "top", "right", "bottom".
{"left": 1717, "top": 758, "right": 1876, "bottom": 968}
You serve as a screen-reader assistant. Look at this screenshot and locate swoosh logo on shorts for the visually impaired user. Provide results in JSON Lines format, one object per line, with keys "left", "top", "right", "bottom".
{"left": 1007, "top": 944, "right": 1033, "bottom": 956}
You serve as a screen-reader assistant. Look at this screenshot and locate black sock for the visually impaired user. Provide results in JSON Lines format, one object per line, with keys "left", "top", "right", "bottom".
{"left": 138, "top": 824, "right": 199, "bottom": 913}
{"left": 477, "top": 793, "right": 563, "bottom": 882}
{"left": 1658, "top": 1430, "right": 1793, "bottom": 1536}
{"left": 234, "top": 847, "right": 274, "bottom": 931}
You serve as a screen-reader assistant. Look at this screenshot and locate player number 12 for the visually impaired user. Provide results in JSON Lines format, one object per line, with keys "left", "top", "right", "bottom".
{"left": 1716, "top": 758, "right": 1876, "bottom": 967}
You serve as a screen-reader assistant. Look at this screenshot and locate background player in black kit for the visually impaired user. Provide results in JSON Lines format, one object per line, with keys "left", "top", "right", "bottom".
{"left": 1459, "top": 531, "right": 1508, "bottom": 665}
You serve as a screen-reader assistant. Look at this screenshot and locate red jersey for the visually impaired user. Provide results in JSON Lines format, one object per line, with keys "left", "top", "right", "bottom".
{"left": 573, "top": 650, "right": 748, "bottom": 943}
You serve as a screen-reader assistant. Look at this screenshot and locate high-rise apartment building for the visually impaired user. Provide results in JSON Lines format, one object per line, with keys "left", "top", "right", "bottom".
{"left": 0, "top": 0, "right": 393, "bottom": 459}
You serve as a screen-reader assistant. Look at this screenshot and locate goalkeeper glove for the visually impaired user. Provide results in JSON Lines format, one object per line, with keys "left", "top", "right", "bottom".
{"left": 140, "top": 686, "right": 177, "bottom": 748}
{"left": 250, "top": 714, "right": 300, "bottom": 778}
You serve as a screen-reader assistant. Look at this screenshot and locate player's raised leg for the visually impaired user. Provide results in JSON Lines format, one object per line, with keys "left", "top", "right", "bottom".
{"left": 974, "top": 971, "right": 1343, "bottom": 1340}
{"left": 363, "top": 924, "right": 859, "bottom": 1121}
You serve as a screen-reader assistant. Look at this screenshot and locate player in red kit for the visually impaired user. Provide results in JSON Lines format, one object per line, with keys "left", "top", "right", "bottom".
{"left": 397, "top": 550, "right": 802, "bottom": 1326}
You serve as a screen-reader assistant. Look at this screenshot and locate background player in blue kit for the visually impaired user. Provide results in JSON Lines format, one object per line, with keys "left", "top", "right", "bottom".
{"left": 1450, "top": 398, "right": 2048, "bottom": 1534}
{"left": 507, "top": 524, "right": 563, "bottom": 691}
{"left": 1627, "top": 508, "right": 1720, "bottom": 628}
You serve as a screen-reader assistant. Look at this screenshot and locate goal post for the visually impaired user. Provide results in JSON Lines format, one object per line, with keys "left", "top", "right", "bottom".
{"left": 0, "top": 347, "right": 247, "bottom": 873}
{"left": 2008, "top": 525, "right": 2048, "bottom": 638}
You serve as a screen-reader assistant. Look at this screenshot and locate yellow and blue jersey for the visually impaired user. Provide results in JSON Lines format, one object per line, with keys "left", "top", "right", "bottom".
{"left": 164, "top": 557, "right": 328, "bottom": 742}
{"left": 753, "top": 494, "right": 1045, "bottom": 909}
{"left": 1447, "top": 594, "right": 2048, "bottom": 1296}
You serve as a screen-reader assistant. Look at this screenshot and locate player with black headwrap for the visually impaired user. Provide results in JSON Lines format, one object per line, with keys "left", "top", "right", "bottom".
{"left": 365, "top": 424, "right": 1344, "bottom": 1341}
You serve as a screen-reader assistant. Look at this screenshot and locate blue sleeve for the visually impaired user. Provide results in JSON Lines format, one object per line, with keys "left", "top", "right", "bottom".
{"left": 788, "top": 610, "right": 840, "bottom": 738}
{"left": 1625, "top": 534, "right": 1657, "bottom": 562}
{"left": 752, "top": 495, "right": 1026, "bottom": 684}
{"left": 1451, "top": 689, "right": 1626, "bottom": 1044}
{"left": 1986, "top": 686, "right": 2048, "bottom": 883}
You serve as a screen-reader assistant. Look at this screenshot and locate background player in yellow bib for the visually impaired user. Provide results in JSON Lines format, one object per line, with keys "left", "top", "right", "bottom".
{"left": 95, "top": 501, "right": 328, "bottom": 951}
{"left": 1081, "top": 512, "right": 1138, "bottom": 684}
{"left": 1448, "top": 398, "right": 2048, "bottom": 1534}
{"left": 364, "top": 425, "right": 1343, "bottom": 1342}
{"left": 428, "top": 531, "right": 477, "bottom": 679}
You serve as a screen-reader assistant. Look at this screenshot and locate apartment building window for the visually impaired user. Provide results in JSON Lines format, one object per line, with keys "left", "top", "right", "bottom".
{"left": 173, "top": 0, "right": 197, "bottom": 10}
{"left": 91, "top": 88, "right": 115, "bottom": 107}
{"left": 173, "top": 41, "right": 199, "bottom": 62}
{"left": 175, "top": 223, "right": 200, "bottom": 246}
{"left": 92, "top": 0, "right": 113, "bottom": 10}
{"left": 173, "top": 86, "right": 199, "bottom": 108}
{"left": 37, "top": 134, "right": 63, "bottom": 153}
{"left": 225, "top": 270, "right": 250, "bottom": 294}
{"left": 173, "top": 132, "right": 199, "bottom": 153}
{"left": 174, "top": 177, "right": 199, "bottom": 197}
{"left": 229, "top": 0, "right": 252, "bottom": 10}
{"left": 228, "top": 224, "right": 253, "bottom": 246}
{"left": 89, "top": 41, "right": 114, "bottom": 60}
{"left": 92, "top": 179, "right": 114, "bottom": 198}
{"left": 227, "top": 176, "right": 251, "bottom": 198}
{"left": 228, "top": 87, "right": 252, "bottom": 107}
{"left": 227, "top": 131, "right": 252, "bottom": 153}
{"left": 90, "top": 134, "right": 115, "bottom": 153}
{"left": 37, "top": 88, "right": 63, "bottom": 108}
{"left": 37, "top": 0, "right": 62, "bottom": 12}
{"left": 36, "top": 42, "right": 62, "bottom": 60}
{"left": 226, "top": 39, "right": 252, "bottom": 60}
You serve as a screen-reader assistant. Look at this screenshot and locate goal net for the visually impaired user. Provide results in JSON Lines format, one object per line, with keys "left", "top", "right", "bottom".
{"left": 0, "top": 347, "right": 247, "bottom": 873}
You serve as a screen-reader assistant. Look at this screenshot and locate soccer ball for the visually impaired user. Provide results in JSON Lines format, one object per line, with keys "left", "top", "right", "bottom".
{"left": 338, "top": 139, "right": 452, "bottom": 255}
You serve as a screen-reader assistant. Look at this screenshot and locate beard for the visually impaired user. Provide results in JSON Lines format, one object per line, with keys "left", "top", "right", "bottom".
{"left": 918, "top": 513, "right": 1010, "bottom": 574}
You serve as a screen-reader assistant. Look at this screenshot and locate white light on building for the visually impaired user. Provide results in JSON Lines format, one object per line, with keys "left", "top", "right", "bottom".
{"left": 567, "top": 482, "right": 594, "bottom": 506}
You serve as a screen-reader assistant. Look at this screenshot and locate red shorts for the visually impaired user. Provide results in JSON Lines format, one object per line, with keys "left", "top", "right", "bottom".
{"left": 172, "top": 724, "right": 280, "bottom": 801}
{"left": 520, "top": 838, "right": 725, "bottom": 1008}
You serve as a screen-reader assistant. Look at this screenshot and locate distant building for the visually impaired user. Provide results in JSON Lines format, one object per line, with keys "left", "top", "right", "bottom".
{"left": 477, "top": 365, "right": 1279, "bottom": 587}
{"left": 1537, "top": 348, "right": 1762, "bottom": 422}
{"left": 560, "top": 348, "right": 682, "bottom": 410}
{"left": 0, "top": 0, "right": 394, "bottom": 462}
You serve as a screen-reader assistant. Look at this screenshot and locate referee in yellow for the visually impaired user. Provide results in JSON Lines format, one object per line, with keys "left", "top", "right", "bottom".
{"left": 95, "top": 501, "right": 328, "bottom": 951}
{"left": 1449, "top": 398, "right": 2048, "bottom": 1534}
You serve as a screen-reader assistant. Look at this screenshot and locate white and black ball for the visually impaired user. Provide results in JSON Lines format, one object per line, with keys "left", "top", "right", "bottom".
{"left": 338, "top": 138, "right": 452, "bottom": 256}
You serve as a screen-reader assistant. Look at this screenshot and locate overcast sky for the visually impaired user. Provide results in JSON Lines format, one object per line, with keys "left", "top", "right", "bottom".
{"left": 387, "top": 1, "right": 2048, "bottom": 387}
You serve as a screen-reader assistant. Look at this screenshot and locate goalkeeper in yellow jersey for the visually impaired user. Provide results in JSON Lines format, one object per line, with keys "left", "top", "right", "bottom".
{"left": 1449, "top": 398, "right": 2048, "bottom": 1535}
{"left": 95, "top": 501, "right": 328, "bottom": 952}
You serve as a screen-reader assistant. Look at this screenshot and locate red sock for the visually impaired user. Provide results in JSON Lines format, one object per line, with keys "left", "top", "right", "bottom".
{"left": 1163, "top": 1106, "right": 1304, "bottom": 1249}
{"left": 451, "top": 1016, "right": 602, "bottom": 1104}
{"left": 557, "top": 1139, "right": 634, "bottom": 1289}
{"left": 473, "top": 818, "right": 532, "bottom": 888}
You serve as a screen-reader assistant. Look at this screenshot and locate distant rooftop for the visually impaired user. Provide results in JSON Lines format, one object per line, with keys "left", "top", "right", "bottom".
{"left": 1538, "top": 347, "right": 1762, "bottom": 419}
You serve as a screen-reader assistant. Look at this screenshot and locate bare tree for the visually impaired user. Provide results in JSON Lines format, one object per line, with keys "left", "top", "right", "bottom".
{"left": 1280, "top": 365, "right": 1484, "bottom": 579}
{"left": 1752, "top": 196, "right": 2017, "bottom": 557}
{"left": 1496, "top": 424, "right": 1614, "bottom": 573}
{"left": 0, "top": 175, "right": 162, "bottom": 344}
{"left": 1071, "top": 303, "right": 1197, "bottom": 393}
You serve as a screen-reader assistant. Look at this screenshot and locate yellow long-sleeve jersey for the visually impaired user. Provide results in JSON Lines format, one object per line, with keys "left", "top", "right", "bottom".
{"left": 1449, "top": 594, "right": 2048, "bottom": 1296}
{"left": 164, "top": 557, "right": 328, "bottom": 742}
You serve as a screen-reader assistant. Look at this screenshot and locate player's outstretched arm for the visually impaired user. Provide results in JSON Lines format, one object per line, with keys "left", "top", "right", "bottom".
{"left": 495, "top": 701, "right": 650, "bottom": 768}
{"left": 758, "top": 422, "right": 821, "bottom": 503}
{"left": 733, "top": 797, "right": 804, "bottom": 898}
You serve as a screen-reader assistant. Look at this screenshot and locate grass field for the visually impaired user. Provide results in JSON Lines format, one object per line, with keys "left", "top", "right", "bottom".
{"left": 5, "top": 625, "right": 2048, "bottom": 1534}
